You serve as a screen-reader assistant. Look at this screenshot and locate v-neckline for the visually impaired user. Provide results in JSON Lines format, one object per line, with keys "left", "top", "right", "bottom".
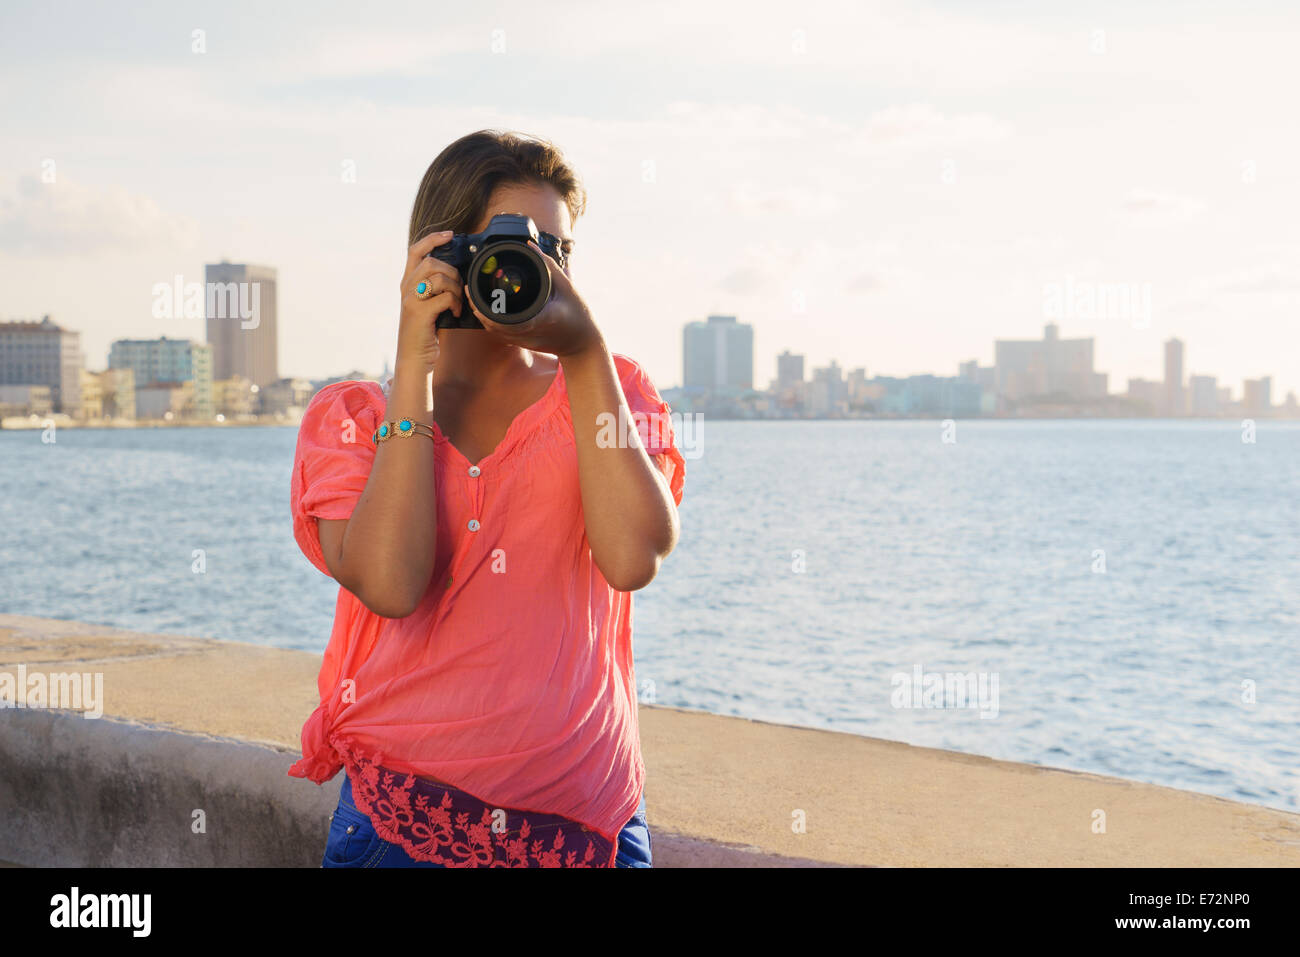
{"left": 429, "top": 362, "right": 565, "bottom": 469}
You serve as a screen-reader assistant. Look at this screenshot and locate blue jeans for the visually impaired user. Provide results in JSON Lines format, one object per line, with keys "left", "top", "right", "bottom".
{"left": 321, "top": 771, "right": 652, "bottom": 868}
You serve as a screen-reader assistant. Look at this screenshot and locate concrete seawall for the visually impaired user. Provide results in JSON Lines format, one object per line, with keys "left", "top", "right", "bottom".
{"left": 2, "top": 614, "right": 1298, "bottom": 867}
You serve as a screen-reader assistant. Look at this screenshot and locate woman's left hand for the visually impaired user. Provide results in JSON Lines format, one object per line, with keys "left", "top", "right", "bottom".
{"left": 463, "top": 241, "right": 603, "bottom": 356}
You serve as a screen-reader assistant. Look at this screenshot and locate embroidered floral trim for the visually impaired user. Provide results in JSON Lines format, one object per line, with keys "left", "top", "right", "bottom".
{"left": 343, "top": 751, "right": 616, "bottom": 868}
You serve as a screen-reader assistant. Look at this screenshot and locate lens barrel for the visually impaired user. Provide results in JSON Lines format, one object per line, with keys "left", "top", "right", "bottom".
{"left": 466, "top": 241, "right": 551, "bottom": 324}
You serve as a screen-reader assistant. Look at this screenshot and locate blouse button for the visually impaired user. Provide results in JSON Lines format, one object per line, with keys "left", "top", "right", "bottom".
{"left": 345, "top": 824, "right": 356, "bottom": 834}
{"left": 467, "top": 519, "right": 481, "bottom": 532}
{"left": 468, "top": 465, "right": 481, "bottom": 477}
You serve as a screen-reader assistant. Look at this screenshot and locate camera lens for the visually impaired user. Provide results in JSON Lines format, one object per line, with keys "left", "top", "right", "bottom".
{"left": 469, "top": 244, "right": 550, "bottom": 324}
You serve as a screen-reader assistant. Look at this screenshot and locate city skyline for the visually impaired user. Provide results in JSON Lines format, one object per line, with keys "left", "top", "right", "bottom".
{"left": 2, "top": 302, "right": 1292, "bottom": 422}
{"left": 680, "top": 315, "right": 1293, "bottom": 418}
{"left": 9, "top": 260, "right": 1297, "bottom": 404}
{"left": 2, "top": 2, "right": 1300, "bottom": 400}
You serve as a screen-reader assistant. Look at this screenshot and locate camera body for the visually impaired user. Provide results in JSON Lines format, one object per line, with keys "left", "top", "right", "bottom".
{"left": 428, "top": 213, "right": 565, "bottom": 329}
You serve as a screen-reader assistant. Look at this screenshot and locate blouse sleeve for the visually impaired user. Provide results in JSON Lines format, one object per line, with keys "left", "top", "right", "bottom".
{"left": 614, "top": 354, "right": 686, "bottom": 506}
{"left": 290, "top": 380, "right": 387, "bottom": 575}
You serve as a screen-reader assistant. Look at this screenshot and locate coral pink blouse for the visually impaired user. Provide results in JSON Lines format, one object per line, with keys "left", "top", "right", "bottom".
{"left": 288, "top": 353, "right": 685, "bottom": 862}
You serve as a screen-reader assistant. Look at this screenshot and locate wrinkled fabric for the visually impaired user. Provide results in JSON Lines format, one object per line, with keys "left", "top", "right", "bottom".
{"left": 288, "top": 354, "right": 685, "bottom": 858}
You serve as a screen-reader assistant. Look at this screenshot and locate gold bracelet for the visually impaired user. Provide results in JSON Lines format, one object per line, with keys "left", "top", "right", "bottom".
{"left": 372, "top": 418, "right": 435, "bottom": 445}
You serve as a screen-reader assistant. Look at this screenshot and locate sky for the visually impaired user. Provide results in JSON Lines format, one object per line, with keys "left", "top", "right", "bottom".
{"left": 2, "top": 0, "right": 1298, "bottom": 398}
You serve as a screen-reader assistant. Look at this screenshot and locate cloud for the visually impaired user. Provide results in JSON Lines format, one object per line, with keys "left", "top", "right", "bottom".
{"left": 851, "top": 104, "right": 1011, "bottom": 155}
{"left": 712, "top": 237, "right": 912, "bottom": 306}
{"left": 726, "top": 180, "right": 842, "bottom": 218}
{"left": 1119, "top": 188, "right": 1207, "bottom": 227}
{"left": 0, "top": 175, "right": 198, "bottom": 255}
{"left": 1187, "top": 263, "right": 1300, "bottom": 303}
{"left": 659, "top": 101, "right": 819, "bottom": 141}
{"left": 719, "top": 265, "right": 768, "bottom": 296}
{"left": 1200, "top": 263, "right": 1300, "bottom": 294}
{"left": 848, "top": 271, "right": 885, "bottom": 292}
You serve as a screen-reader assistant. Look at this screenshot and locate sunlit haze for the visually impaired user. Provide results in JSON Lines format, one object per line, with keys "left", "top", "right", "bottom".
{"left": 2, "top": 0, "right": 1298, "bottom": 398}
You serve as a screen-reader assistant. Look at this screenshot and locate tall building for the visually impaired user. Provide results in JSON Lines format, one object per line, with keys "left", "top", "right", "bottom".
{"left": 1243, "top": 377, "right": 1273, "bottom": 414}
{"left": 0, "top": 315, "right": 84, "bottom": 413}
{"left": 683, "top": 315, "right": 753, "bottom": 391}
{"left": 109, "top": 337, "right": 213, "bottom": 419}
{"left": 959, "top": 359, "right": 997, "bottom": 402}
{"left": 806, "top": 361, "right": 847, "bottom": 416}
{"left": 994, "top": 323, "right": 1107, "bottom": 404}
{"left": 1164, "top": 338, "right": 1185, "bottom": 416}
{"left": 776, "top": 350, "right": 805, "bottom": 389}
{"left": 770, "top": 349, "right": 807, "bottom": 413}
{"left": 1188, "top": 375, "right": 1219, "bottom": 417}
{"left": 845, "top": 367, "right": 869, "bottom": 408}
{"left": 206, "top": 261, "right": 279, "bottom": 387}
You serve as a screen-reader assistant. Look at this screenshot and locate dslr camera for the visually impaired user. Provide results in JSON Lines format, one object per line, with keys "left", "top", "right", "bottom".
{"left": 427, "top": 213, "right": 567, "bottom": 329}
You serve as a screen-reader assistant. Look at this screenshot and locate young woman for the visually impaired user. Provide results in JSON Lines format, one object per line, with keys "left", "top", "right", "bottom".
{"left": 288, "top": 130, "right": 685, "bottom": 868}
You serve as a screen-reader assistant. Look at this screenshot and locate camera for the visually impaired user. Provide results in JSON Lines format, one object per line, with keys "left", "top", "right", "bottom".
{"left": 427, "top": 213, "right": 566, "bottom": 329}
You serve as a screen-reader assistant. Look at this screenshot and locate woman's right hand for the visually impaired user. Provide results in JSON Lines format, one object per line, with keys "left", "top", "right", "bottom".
{"left": 397, "top": 230, "right": 463, "bottom": 373}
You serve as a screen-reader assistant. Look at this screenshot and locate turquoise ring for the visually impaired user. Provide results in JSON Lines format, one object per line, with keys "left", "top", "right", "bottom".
{"left": 415, "top": 280, "right": 434, "bottom": 300}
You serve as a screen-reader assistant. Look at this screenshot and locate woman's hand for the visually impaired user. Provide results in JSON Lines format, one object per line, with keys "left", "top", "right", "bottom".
{"left": 463, "top": 241, "right": 603, "bottom": 357}
{"left": 397, "top": 230, "right": 463, "bottom": 372}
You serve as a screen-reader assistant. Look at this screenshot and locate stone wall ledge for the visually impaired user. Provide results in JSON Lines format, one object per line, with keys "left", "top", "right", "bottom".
{"left": 2, "top": 614, "right": 1297, "bottom": 867}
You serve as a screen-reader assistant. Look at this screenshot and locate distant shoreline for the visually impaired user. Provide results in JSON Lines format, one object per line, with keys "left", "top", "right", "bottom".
{"left": 0, "top": 418, "right": 298, "bottom": 431}
{"left": 3, "top": 414, "right": 1298, "bottom": 431}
